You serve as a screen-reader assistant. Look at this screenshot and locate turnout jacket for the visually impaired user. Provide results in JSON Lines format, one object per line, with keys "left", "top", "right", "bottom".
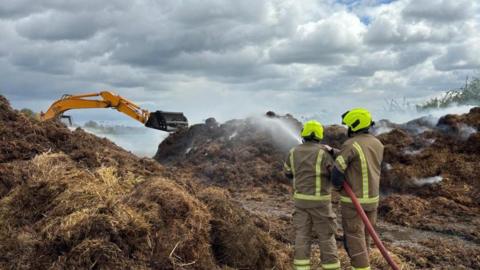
{"left": 334, "top": 133, "right": 384, "bottom": 204}
{"left": 284, "top": 142, "right": 335, "bottom": 208}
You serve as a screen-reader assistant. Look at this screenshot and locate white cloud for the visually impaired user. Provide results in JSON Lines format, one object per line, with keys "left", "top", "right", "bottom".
{"left": 270, "top": 11, "right": 365, "bottom": 64}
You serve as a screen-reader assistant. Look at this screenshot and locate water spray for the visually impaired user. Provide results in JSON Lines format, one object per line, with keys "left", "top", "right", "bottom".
{"left": 261, "top": 117, "right": 302, "bottom": 144}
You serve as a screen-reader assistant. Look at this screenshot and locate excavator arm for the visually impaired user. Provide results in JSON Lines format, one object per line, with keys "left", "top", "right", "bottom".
{"left": 40, "top": 91, "right": 188, "bottom": 132}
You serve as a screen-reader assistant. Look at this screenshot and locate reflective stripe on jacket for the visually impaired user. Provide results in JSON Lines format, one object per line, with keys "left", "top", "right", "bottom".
{"left": 284, "top": 142, "right": 334, "bottom": 207}
{"left": 334, "top": 133, "right": 384, "bottom": 204}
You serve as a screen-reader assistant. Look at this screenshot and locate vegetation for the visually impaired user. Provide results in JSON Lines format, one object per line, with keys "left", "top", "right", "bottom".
{"left": 417, "top": 77, "right": 480, "bottom": 111}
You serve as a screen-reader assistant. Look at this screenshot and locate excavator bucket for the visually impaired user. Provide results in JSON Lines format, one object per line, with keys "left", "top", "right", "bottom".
{"left": 145, "top": 111, "right": 188, "bottom": 132}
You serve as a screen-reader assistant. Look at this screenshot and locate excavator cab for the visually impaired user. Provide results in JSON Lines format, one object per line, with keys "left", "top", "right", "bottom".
{"left": 145, "top": 111, "right": 188, "bottom": 132}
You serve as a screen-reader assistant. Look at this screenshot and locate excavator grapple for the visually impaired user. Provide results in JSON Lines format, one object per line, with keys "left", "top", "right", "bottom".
{"left": 145, "top": 111, "right": 188, "bottom": 131}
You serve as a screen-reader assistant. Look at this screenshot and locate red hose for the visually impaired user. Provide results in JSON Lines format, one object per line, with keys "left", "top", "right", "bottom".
{"left": 343, "top": 182, "right": 400, "bottom": 270}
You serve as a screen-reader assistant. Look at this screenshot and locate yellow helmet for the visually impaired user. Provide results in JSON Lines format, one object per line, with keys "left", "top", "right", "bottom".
{"left": 301, "top": 120, "right": 324, "bottom": 140}
{"left": 341, "top": 108, "right": 373, "bottom": 132}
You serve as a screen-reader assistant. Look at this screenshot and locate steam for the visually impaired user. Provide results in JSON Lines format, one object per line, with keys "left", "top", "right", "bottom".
{"left": 377, "top": 105, "right": 475, "bottom": 125}
{"left": 372, "top": 121, "right": 393, "bottom": 135}
{"left": 229, "top": 131, "right": 238, "bottom": 140}
{"left": 413, "top": 176, "right": 443, "bottom": 186}
{"left": 458, "top": 124, "right": 477, "bottom": 140}
{"left": 404, "top": 149, "right": 422, "bottom": 156}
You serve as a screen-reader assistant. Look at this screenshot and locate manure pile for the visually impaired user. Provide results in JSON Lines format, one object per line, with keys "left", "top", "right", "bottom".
{"left": 377, "top": 109, "right": 480, "bottom": 240}
{"left": 155, "top": 114, "right": 346, "bottom": 190}
{"left": 156, "top": 109, "right": 480, "bottom": 269}
{"left": 0, "top": 95, "right": 290, "bottom": 270}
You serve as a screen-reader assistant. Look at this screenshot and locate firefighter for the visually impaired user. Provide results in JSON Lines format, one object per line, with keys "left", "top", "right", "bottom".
{"left": 284, "top": 120, "right": 340, "bottom": 270}
{"left": 331, "top": 108, "right": 384, "bottom": 270}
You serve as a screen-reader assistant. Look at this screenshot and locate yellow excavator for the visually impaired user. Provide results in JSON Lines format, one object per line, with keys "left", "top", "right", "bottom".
{"left": 40, "top": 91, "right": 188, "bottom": 132}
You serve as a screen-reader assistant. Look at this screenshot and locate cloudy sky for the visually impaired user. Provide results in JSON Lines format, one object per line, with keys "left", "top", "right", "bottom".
{"left": 1, "top": 0, "right": 479, "bottom": 126}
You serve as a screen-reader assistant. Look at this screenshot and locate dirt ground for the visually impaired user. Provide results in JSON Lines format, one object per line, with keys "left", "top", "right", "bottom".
{"left": 1, "top": 92, "right": 479, "bottom": 269}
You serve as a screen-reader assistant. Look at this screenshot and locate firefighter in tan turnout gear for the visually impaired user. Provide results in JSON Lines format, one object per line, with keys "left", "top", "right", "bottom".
{"left": 284, "top": 120, "right": 340, "bottom": 270}
{"left": 331, "top": 108, "right": 384, "bottom": 270}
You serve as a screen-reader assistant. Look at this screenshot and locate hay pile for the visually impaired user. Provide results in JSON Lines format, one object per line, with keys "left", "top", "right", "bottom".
{"left": 0, "top": 96, "right": 290, "bottom": 269}
{"left": 0, "top": 153, "right": 215, "bottom": 269}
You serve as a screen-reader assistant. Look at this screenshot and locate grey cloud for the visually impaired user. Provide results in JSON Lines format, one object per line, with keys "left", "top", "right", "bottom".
{"left": 73, "top": 62, "right": 148, "bottom": 89}
{"left": 15, "top": 11, "right": 113, "bottom": 41}
{"left": 364, "top": 16, "right": 460, "bottom": 45}
{"left": 172, "top": 0, "right": 267, "bottom": 25}
{"left": 270, "top": 50, "right": 347, "bottom": 65}
{"left": 110, "top": 1, "right": 294, "bottom": 69}
{"left": 343, "top": 47, "right": 435, "bottom": 76}
{"left": 9, "top": 45, "right": 75, "bottom": 74}
{"left": 0, "top": 58, "right": 78, "bottom": 100}
{"left": 164, "top": 48, "right": 282, "bottom": 82}
{"left": 433, "top": 41, "right": 480, "bottom": 71}
{"left": 0, "top": 0, "right": 130, "bottom": 19}
{"left": 403, "top": 0, "right": 475, "bottom": 23}
{"left": 0, "top": 0, "right": 45, "bottom": 18}
{"left": 364, "top": 17, "right": 403, "bottom": 45}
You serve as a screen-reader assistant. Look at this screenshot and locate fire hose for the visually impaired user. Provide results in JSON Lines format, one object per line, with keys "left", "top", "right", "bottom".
{"left": 343, "top": 182, "right": 400, "bottom": 270}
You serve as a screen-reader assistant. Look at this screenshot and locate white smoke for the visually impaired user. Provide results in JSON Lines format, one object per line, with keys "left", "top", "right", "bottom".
{"left": 413, "top": 176, "right": 443, "bottom": 186}
{"left": 228, "top": 131, "right": 238, "bottom": 140}
{"left": 403, "top": 149, "right": 422, "bottom": 156}
{"left": 372, "top": 122, "right": 393, "bottom": 136}
{"left": 384, "top": 163, "right": 392, "bottom": 170}
{"left": 458, "top": 124, "right": 477, "bottom": 140}
{"left": 377, "top": 105, "right": 475, "bottom": 125}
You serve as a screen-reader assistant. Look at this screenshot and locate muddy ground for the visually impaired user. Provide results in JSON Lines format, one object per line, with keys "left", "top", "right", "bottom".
{"left": 1, "top": 92, "right": 479, "bottom": 269}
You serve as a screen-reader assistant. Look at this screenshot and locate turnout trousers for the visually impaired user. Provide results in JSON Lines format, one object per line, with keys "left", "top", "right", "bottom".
{"left": 341, "top": 203, "right": 378, "bottom": 270}
{"left": 293, "top": 202, "right": 340, "bottom": 270}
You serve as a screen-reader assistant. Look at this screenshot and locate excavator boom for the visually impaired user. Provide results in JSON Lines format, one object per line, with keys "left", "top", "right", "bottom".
{"left": 41, "top": 91, "right": 188, "bottom": 132}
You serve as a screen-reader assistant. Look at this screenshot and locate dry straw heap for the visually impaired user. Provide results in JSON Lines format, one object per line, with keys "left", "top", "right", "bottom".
{"left": 0, "top": 95, "right": 290, "bottom": 270}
